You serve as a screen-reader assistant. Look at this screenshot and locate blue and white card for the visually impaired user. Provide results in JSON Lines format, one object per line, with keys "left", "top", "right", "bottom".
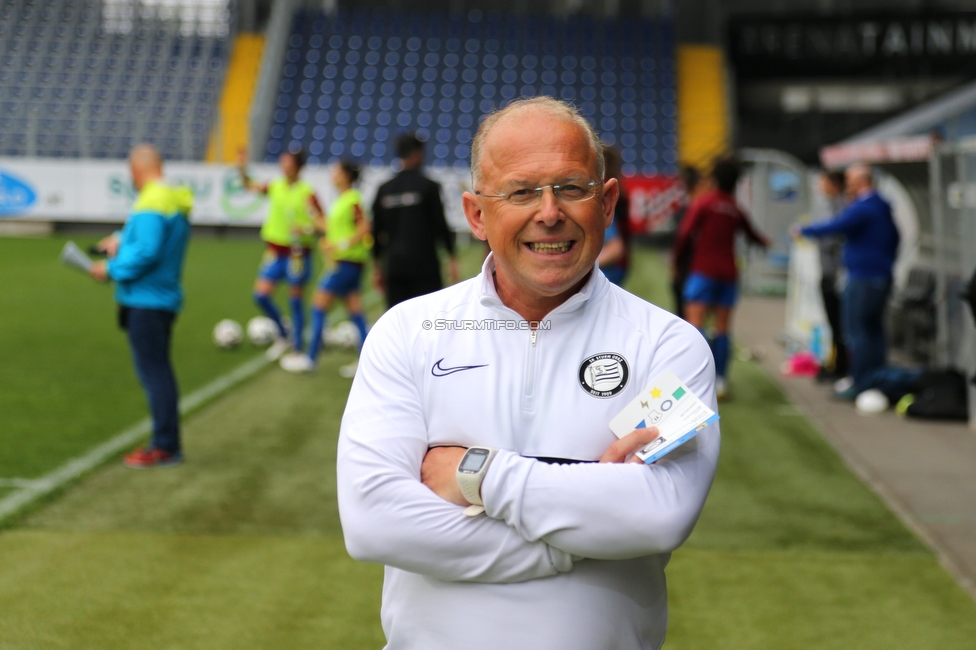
{"left": 609, "top": 370, "right": 720, "bottom": 464}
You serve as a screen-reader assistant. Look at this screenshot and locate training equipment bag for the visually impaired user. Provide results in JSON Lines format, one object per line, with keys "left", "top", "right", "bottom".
{"left": 905, "top": 370, "right": 969, "bottom": 422}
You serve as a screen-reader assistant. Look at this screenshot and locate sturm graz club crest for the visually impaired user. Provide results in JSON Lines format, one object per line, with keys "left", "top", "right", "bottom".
{"left": 578, "top": 353, "right": 629, "bottom": 397}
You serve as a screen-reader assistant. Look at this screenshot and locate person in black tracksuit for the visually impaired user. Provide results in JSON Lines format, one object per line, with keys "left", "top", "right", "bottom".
{"left": 371, "top": 133, "right": 458, "bottom": 308}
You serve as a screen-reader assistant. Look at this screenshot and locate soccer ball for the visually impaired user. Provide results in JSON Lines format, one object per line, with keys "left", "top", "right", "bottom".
{"left": 324, "top": 320, "right": 361, "bottom": 350}
{"left": 246, "top": 316, "right": 278, "bottom": 347}
{"left": 213, "top": 319, "right": 243, "bottom": 349}
{"left": 855, "top": 389, "right": 889, "bottom": 415}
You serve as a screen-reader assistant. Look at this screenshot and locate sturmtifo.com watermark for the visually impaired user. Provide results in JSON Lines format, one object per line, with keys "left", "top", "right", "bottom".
{"left": 422, "top": 319, "right": 552, "bottom": 331}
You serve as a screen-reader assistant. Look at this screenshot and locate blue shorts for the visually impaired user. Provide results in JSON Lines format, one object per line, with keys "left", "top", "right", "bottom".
{"left": 318, "top": 260, "right": 364, "bottom": 297}
{"left": 683, "top": 273, "right": 738, "bottom": 308}
{"left": 602, "top": 265, "right": 626, "bottom": 287}
{"left": 258, "top": 248, "right": 312, "bottom": 285}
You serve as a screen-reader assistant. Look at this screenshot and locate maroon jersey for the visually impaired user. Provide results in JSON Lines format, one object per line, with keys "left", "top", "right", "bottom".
{"left": 672, "top": 189, "right": 766, "bottom": 283}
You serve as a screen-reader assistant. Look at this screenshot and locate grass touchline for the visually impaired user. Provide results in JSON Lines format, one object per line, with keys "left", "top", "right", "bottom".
{"left": 0, "top": 353, "right": 271, "bottom": 525}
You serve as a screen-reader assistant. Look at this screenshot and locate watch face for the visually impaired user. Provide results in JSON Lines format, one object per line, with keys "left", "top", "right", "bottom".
{"left": 459, "top": 448, "right": 489, "bottom": 473}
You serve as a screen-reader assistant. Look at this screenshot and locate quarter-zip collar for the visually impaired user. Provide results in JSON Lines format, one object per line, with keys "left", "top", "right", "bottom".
{"left": 477, "top": 252, "right": 609, "bottom": 318}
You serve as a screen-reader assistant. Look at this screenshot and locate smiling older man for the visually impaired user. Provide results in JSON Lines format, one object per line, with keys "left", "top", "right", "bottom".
{"left": 336, "top": 97, "right": 720, "bottom": 650}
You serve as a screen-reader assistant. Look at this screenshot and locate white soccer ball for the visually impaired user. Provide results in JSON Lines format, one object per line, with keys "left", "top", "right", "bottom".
{"left": 246, "top": 316, "right": 278, "bottom": 347}
{"left": 212, "top": 319, "right": 243, "bottom": 349}
{"left": 855, "top": 389, "right": 889, "bottom": 415}
{"left": 324, "top": 320, "right": 361, "bottom": 350}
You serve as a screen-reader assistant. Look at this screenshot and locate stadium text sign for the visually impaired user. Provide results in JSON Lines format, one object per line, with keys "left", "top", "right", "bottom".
{"left": 731, "top": 12, "right": 976, "bottom": 78}
{"left": 0, "top": 169, "right": 37, "bottom": 215}
{"left": 0, "top": 157, "right": 676, "bottom": 235}
{"left": 623, "top": 175, "right": 684, "bottom": 234}
{"left": 0, "top": 158, "right": 473, "bottom": 231}
{"left": 0, "top": 158, "right": 306, "bottom": 226}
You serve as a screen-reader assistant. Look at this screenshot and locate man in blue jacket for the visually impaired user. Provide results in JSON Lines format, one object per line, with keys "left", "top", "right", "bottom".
{"left": 794, "top": 164, "right": 900, "bottom": 399}
{"left": 90, "top": 144, "right": 193, "bottom": 467}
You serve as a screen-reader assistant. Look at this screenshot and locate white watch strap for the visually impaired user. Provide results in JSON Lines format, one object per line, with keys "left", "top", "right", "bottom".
{"left": 458, "top": 475, "right": 484, "bottom": 507}
{"left": 456, "top": 447, "right": 497, "bottom": 510}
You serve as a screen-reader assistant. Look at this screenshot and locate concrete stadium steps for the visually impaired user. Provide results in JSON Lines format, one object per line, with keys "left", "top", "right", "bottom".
{"left": 677, "top": 45, "right": 729, "bottom": 169}
{"left": 207, "top": 32, "right": 265, "bottom": 163}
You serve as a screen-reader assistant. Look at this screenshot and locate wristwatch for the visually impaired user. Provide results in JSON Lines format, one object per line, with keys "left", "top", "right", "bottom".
{"left": 456, "top": 447, "right": 497, "bottom": 513}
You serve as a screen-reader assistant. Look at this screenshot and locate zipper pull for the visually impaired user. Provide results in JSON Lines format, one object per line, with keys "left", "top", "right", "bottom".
{"left": 530, "top": 326, "right": 537, "bottom": 347}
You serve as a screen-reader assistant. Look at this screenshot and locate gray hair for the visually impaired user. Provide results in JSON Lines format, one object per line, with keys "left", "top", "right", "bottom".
{"left": 470, "top": 97, "right": 605, "bottom": 189}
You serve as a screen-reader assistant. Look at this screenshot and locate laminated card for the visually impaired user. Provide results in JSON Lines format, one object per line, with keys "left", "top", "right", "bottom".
{"left": 609, "top": 370, "right": 720, "bottom": 464}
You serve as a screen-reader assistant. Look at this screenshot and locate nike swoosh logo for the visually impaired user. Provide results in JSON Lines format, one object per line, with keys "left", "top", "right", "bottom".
{"left": 431, "top": 358, "right": 489, "bottom": 377}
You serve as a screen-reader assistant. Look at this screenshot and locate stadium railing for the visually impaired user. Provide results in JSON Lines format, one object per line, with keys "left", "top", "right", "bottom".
{"left": 248, "top": 0, "right": 300, "bottom": 163}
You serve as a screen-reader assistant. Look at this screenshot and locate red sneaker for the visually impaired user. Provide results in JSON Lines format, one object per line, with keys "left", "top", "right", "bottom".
{"left": 123, "top": 447, "right": 183, "bottom": 468}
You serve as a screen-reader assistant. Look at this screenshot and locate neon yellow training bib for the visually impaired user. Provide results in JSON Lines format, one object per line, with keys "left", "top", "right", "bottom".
{"left": 326, "top": 188, "right": 370, "bottom": 263}
{"left": 261, "top": 177, "right": 316, "bottom": 247}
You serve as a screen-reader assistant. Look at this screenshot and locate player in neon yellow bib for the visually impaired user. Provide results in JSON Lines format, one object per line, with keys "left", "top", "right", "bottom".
{"left": 238, "top": 148, "right": 324, "bottom": 361}
{"left": 280, "top": 160, "right": 371, "bottom": 375}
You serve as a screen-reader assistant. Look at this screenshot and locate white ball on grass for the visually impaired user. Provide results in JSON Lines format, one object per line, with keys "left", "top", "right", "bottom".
{"left": 324, "top": 320, "right": 361, "bottom": 350}
{"left": 246, "top": 316, "right": 277, "bottom": 347}
{"left": 855, "top": 389, "right": 889, "bottom": 415}
{"left": 213, "top": 319, "right": 243, "bottom": 349}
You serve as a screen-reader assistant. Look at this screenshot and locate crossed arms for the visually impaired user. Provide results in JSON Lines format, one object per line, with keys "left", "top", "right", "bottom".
{"left": 336, "top": 311, "right": 720, "bottom": 584}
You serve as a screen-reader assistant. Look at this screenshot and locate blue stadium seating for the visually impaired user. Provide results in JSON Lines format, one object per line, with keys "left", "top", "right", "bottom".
{"left": 0, "top": 0, "right": 230, "bottom": 160}
{"left": 265, "top": 9, "right": 677, "bottom": 176}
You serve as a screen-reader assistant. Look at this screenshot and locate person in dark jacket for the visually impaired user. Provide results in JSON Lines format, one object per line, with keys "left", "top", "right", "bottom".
{"left": 795, "top": 164, "right": 900, "bottom": 399}
{"left": 371, "top": 133, "right": 458, "bottom": 308}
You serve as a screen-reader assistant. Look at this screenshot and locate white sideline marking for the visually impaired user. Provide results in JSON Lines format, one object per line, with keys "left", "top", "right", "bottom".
{"left": 0, "top": 354, "right": 270, "bottom": 523}
{"left": 0, "top": 479, "right": 39, "bottom": 489}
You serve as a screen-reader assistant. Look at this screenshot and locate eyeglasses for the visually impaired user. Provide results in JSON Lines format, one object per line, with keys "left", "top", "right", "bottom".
{"left": 475, "top": 180, "right": 600, "bottom": 207}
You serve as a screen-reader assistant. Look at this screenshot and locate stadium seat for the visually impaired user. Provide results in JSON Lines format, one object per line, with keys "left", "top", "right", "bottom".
{"left": 0, "top": 0, "right": 230, "bottom": 160}
{"left": 264, "top": 8, "right": 677, "bottom": 171}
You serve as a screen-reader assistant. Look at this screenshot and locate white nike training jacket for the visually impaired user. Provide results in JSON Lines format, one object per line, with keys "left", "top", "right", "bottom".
{"left": 337, "top": 255, "right": 720, "bottom": 650}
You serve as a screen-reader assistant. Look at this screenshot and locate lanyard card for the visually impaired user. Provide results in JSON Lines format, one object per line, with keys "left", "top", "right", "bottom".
{"left": 609, "top": 370, "right": 719, "bottom": 464}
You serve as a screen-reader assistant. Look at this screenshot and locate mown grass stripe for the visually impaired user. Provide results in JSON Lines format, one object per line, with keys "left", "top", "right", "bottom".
{"left": 0, "top": 353, "right": 270, "bottom": 524}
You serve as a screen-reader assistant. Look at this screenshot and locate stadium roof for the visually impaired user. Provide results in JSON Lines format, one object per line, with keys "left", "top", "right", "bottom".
{"left": 842, "top": 78, "right": 976, "bottom": 144}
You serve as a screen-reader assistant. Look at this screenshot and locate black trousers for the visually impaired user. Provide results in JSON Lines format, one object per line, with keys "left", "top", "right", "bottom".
{"left": 386, "top": 275, "right": 443, "bottom": 309}
{"left": 672, "top": 272, "right": 688, "bottom": 319}
{"left": 820, "top": 277, "right": 849, "bottom": 377}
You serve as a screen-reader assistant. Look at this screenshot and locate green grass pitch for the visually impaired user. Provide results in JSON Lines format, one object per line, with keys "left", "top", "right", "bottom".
{"left": 1, "top": 236, "right": 974, "bottom": 648}
{"left": 0, "top": 234, "right": 292, "bottom": 479}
